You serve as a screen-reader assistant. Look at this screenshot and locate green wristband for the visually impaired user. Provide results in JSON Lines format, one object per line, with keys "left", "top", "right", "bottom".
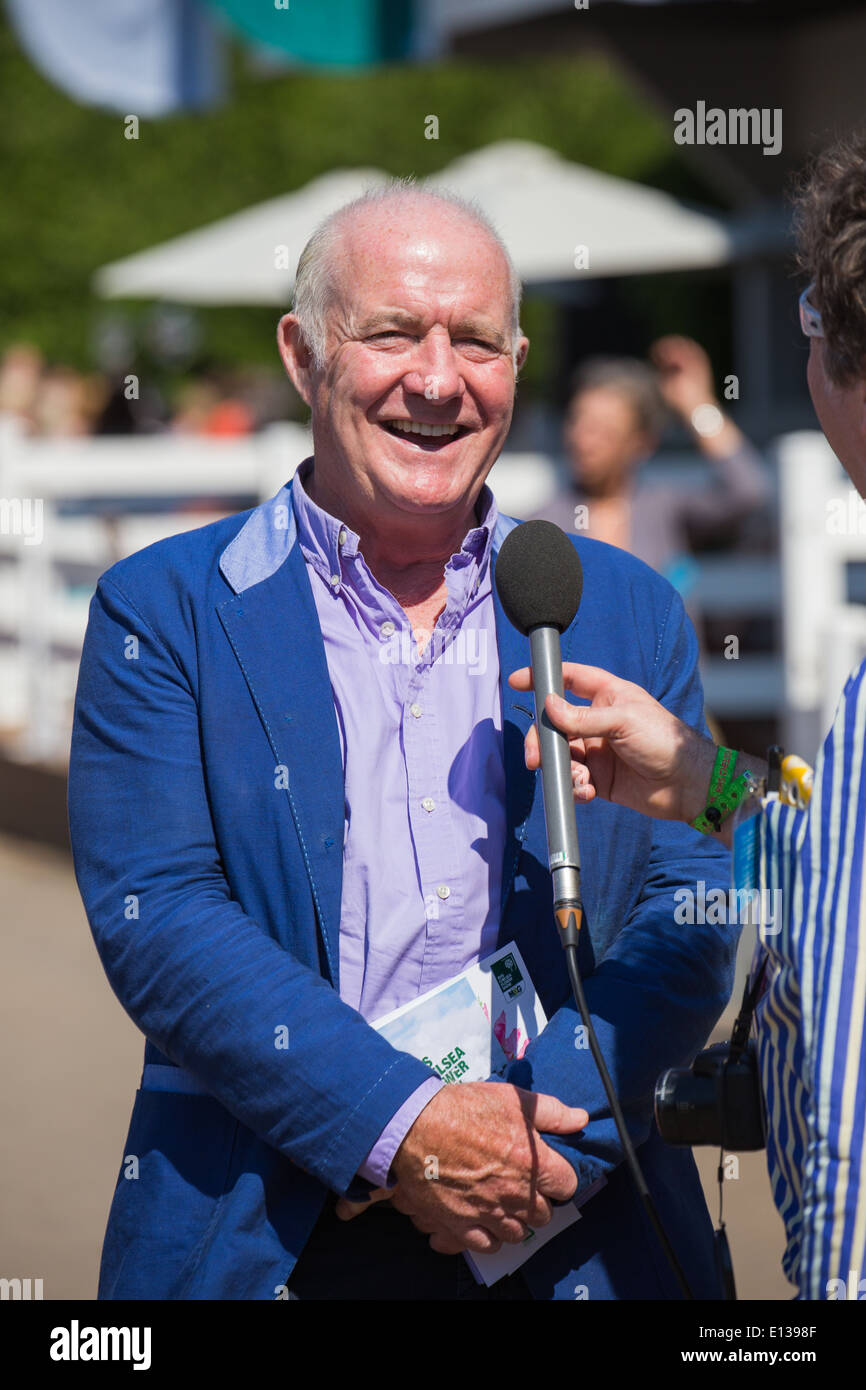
{"left": 690, "top": 746, "right": 749, "bottom": 834}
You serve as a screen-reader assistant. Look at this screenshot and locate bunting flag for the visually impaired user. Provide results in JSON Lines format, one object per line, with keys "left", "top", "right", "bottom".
{"left": 4, "top": 0, "right": 223, "bottom": 116}
{"left": 202, "top": 0, "right": 418, "bottom": 66}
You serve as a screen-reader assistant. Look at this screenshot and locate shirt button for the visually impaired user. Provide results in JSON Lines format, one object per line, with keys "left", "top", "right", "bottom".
{"left": 380, "top": 620, "right": 396, "bottom": 638}
{"left": 338, "top": 529, "right": 347, "bottom": 545}
{"left": 436, "top": 884, "right": 450, "bottom": 900}
{"left": 421, "top": 796, "right": 435, "bottom": 813}
{"left": 329, "top": 574, "right": 340, "bottom": 588}
{"left": 409, "top": 703, "right": 422, "bottom": 718}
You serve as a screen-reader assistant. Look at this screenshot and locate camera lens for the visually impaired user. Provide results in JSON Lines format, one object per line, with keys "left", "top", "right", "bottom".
{"left": 654, "top": 1066, "right": 722, "bottom": 1146}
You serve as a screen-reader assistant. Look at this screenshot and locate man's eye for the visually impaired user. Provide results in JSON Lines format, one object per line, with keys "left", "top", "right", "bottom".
{"left": 368, "top": 331, "right": 412, "bottom": 342}
{"left": 456, "top": 338, "right": 498, "bottom": 352}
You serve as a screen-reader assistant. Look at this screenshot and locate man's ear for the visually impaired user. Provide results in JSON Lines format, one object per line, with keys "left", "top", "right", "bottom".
{"left": 277, "top": 313, "right": 314, "bottom": 407}
{"left": 514, "top": 335, "right": 530, "bottom": 377}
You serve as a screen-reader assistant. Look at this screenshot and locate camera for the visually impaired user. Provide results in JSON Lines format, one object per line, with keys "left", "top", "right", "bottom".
{"left": 654, "top": 1040, "right": 767, "bottom": 1150}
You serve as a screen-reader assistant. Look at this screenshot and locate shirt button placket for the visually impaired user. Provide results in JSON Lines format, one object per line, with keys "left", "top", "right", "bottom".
{"left": 406, "top": 664, "right": 444, "bottom": 985}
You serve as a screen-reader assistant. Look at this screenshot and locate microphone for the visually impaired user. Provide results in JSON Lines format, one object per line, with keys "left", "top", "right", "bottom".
{"left": 495, "top": 520, "right": 585, "bottom": 944}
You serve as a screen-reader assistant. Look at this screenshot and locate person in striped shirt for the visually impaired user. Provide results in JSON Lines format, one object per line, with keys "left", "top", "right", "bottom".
{"left": 510, "top": 132, "right": 866, "bottom": 1300}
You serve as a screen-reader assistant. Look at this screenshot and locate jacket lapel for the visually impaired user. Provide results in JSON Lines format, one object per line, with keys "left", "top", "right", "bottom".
{"left": 216, "top": 480, "right": 345, "bottom": 985}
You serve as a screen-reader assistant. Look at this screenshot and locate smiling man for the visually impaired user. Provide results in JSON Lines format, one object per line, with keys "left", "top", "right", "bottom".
{"left": 69, "top": 182, "right": 737, "bottom": 1301}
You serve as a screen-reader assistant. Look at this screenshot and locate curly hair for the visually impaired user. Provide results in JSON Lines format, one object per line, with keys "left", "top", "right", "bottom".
{"left": 792, "top": 133, "right": 866, "bottom": 387}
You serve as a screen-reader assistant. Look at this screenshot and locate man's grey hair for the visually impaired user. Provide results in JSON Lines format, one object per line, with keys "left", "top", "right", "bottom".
{"left": 291, "top": 178, "right": 524, "bottom": 369}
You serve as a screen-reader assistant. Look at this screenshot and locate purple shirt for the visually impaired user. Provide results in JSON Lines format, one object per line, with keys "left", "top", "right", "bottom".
{"left": 291, "top": 459, "right": 506, "bottom": 1186}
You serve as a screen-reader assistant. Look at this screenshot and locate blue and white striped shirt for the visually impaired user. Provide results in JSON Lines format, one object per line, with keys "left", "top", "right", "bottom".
{"left": 750, "top": 657, "right": 866, "bottom": 1299}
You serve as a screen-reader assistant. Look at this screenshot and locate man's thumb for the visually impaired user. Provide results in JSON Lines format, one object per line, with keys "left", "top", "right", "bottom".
{"left": 518, "top": 1088, "right": 588, "bottom": 1135}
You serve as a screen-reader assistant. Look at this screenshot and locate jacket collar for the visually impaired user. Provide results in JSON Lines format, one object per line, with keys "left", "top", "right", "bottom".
{"left": 218, "top": 459, "right": 508, "bottom": 597}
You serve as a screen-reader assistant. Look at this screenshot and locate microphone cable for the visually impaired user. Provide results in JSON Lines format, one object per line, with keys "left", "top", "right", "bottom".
{"left": 557, "top": 904, "right": 694, "bottom": 1300}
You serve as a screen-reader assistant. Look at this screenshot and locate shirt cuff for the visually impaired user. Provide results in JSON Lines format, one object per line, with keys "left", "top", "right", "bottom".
{"left": 357, "top": 1075, "right": 445, "bottom": 1187}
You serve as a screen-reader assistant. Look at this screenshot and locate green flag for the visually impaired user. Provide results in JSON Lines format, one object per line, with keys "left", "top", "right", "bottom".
{"left": 204, "top": 0, "right": 417, "bottom": 66}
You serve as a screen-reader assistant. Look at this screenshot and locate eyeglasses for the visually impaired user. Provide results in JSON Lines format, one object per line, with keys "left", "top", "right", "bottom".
{"left": 799, "top": 283, "right": 824, "bottom": 338}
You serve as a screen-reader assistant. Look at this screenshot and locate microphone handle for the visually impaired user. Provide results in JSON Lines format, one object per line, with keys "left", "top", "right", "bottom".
{"left": 529, "top": 625, "right": 582, "bottom": 914}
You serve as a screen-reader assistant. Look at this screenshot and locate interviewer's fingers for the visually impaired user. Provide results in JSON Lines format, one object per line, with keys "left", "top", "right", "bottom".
{"left": 543, "top": 693, "right": 625, "bottom": 743}
{"left": 511, "top": 662, "right": 632, "bottom": 765}
{"left": 523, "top": 708, "right": 590, "bottom": 775}
{"left": 571, "top": 764, "right": 597, "bottom": 802}
{"left": 509, "top": 662, "right": 624, "bottom": 703}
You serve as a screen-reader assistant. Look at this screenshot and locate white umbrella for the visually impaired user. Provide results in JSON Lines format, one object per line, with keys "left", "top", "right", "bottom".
{"left": 428, "top": 140, "right": 756, "bottom": 280}
{"left": 93, "top": 166, "right": 388, "bottom": 305}
{"left": 94, "top": 140, "right": 779, "bottom": 303}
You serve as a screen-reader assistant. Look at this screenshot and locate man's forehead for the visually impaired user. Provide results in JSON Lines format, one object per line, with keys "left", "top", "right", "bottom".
{"left": 331, "top": 209, "right": 512, "bottom": 318}
{"left": 353, "top": 303, "right": 506, "bottom": 338}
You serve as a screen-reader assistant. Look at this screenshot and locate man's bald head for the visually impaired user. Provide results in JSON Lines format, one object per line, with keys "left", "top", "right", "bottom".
{"left": 292, "top": 180, "right": 523, "bottom": 370}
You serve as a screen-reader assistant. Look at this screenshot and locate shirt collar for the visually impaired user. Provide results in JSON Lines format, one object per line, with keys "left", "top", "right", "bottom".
{"left": 291, "top": 456, "right": 499, "bottom": 597}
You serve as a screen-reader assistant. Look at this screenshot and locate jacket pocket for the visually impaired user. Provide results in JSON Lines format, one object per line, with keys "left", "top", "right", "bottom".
{"left": 99, "top": 1087, "right": 239, "bottom": 1300}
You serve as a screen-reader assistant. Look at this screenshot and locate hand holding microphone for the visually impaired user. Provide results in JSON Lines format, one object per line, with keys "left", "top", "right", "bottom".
{"left": 508, "top": 660, "right": 717, "bottom": 826}
{"left": 495, "top": 520, "right": 722, "bottom": 833}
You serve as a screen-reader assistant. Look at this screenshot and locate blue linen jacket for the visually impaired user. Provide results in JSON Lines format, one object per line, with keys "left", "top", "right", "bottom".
{"left": 67, "top": 473, "right": 738, "bottom": 1301}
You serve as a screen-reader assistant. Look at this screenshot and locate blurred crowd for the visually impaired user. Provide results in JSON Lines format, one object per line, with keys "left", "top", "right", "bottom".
{"left": 0, "top": 333, "right": 772, "bottom": 605}
{"left": 0, "top": 342, "right": 294, "bottom": 438}
{"left": 533, "top": 334, "right": 770, "bottom": 594}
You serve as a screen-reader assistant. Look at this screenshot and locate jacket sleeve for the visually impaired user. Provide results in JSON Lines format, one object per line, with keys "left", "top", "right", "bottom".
{"left": 67, "top": 575, "right": 436, "bottom": 1196}
{"left": 506, "top": 587, "right": 740, "bottom": 1189}
{"left": 676, "top": 438, "right": 771, "bottom": 532}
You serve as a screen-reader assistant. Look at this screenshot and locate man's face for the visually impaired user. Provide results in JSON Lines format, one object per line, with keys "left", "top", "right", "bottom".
{"left": 807, "top": 338, "right": 866, "bottom": 498}
{"left": 279, "top": 203, "right": 528, "bottom": 532}
{"left": 563, "top": 386, "right": 655, "bottom": 492}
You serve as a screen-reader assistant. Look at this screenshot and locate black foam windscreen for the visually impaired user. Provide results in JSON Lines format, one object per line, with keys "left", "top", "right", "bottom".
{"left": 494, "top": 519, "right": 584, "bottom": 635}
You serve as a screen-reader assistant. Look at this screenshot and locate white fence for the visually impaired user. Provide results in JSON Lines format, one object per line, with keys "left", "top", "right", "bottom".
{"left": 776, "top": 430, "right": 866, "bottom": 756}
{"left": 0, "top": 422, "right": 311, "bottom": 763}
{"left": 0, "top": 421, "right": 856, "bottom": 770}
{"left": 0, "top": 422, "right": 562, "bottom": 765}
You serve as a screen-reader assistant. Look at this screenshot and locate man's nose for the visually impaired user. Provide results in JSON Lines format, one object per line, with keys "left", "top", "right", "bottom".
{"left": 401, "top": 333, "right": 465, "bottom": 404}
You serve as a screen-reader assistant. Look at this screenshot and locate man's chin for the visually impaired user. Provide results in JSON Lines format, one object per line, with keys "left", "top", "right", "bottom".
{"left": 369, "top": 438, "right": 493, "bottom": 503}
{"left": 372, "top": 466, "right": 490, "bottom": 523}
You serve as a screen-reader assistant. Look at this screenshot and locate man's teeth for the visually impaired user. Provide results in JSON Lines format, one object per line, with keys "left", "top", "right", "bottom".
{"left": 386, "top": 420, "right": 460, "bottom": 437}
